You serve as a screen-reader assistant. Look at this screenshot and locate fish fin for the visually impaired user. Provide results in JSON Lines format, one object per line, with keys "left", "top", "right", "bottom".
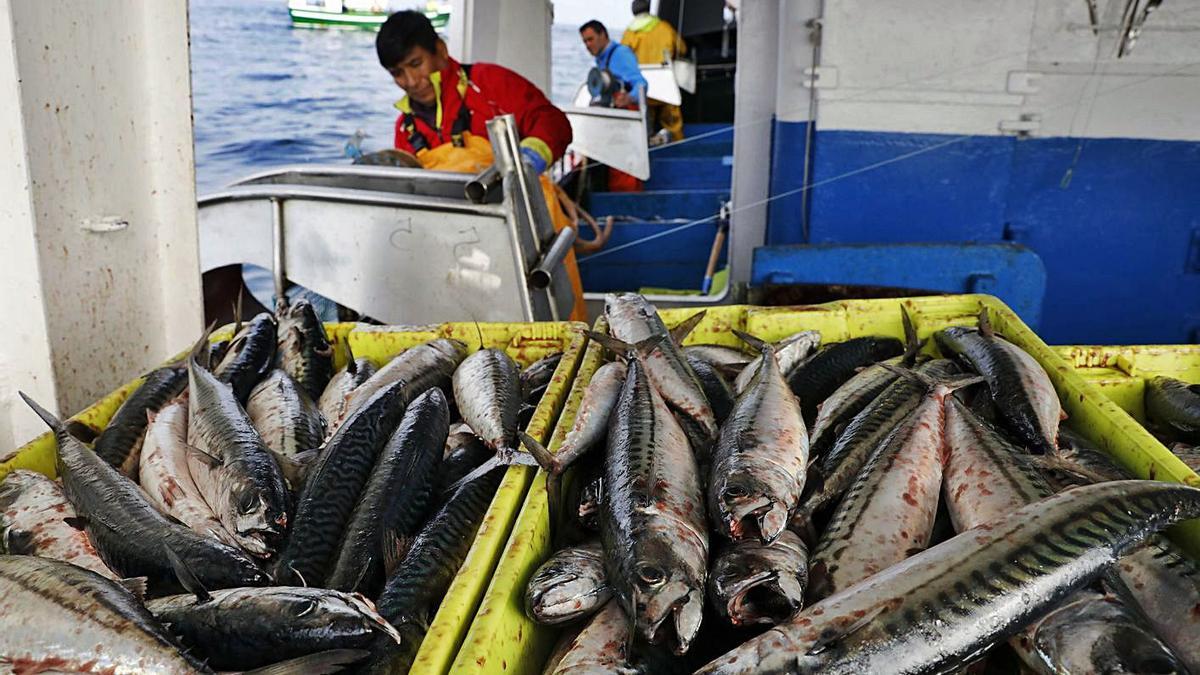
{"left": 383, "top": 529, "right": 413, "bottom": 576}
{"left": 184, "top": 442, "right": 224, "bottom": 469}
{"left": 519, "top": 430, "right": 559, "bottom": 474}
{"left": 289, "top": 325, "right": 304, "bottom": 346}
{"left": 669, "top": 310, "right": 707, "bottom": 345}
{"left": 116, "top": 577, "right": 149, "bottom": 603}
{"left": 343, "top": 341, "right": 357, "bottom": 375}
{"left": 444, "top": 455, "right": 503, "bottom": 494}
{"left": 580, "top": 330, "right": 667, "bottom": 361}
{"left": 62, "top": 516, "right": 88, "bottom": 531}
{"left": 18, "top": 392, "right": 65, "bottom": 434}
{"left": 805, "top": 603, "right": 886, "bottom": 656}
{"left": 243, "top": 649, "right": 368, "bottom": 675}
{"left": 731, "top": 329, "right": 772, "bottom": 354}
{"left": 977, "top": 308, "right": 994, "bottom": 338}
{"left": 233, "top": 288, "right": 245, "bottom": 334}
{"left": 164, "top": 545, "right": 212, "bottom": 604}
{"left": 899, "top": 306, "right": 926, "bottom": 366}
{"left": 904, "top": 547, "right": 926, "bottom": 557}
{"left": 4, "top": 528, "right": 35, "bottom": 555}
{"left": 878, "top": 364, "right": 984, "bottom": 394}
{"left": 274, "top": 448, "right": 318, "bottom": 488}
{"left": 189, "top": 322, "right": 218, "bottom": 371}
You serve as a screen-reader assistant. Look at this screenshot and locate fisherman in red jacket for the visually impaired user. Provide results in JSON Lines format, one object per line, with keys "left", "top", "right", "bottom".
{"left": 375, "top": 10, "right": 572, "bottom": 175}
{"left": 373, "top": 10, "right": 587, "bottom": 320}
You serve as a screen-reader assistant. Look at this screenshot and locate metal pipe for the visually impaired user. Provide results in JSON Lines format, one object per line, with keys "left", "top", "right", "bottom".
{"left": 465, "top": 165, "right": 502, "bottom": 203}
{"left": 528, "top": 227, "right": 576, "bottom": 289}
{"left": 271, "top": 197, "right": 286, "bottom": 302}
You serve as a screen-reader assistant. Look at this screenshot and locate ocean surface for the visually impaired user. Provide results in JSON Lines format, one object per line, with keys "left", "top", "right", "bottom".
{"left": 189, "top": 0, "right": 603, "bottom": 193}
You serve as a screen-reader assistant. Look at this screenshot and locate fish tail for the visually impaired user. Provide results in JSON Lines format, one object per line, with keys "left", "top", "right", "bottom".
{"left": 19, "top": 392, "right": 64, "bottom": 433}
{"left": 899, "top": 305, "right": 926, "bottom": 365}
{"left": 580, "top": 329, "right": 667, "bottom": 361}
{"left": 731, "top": 329, "right": 772, "bottom": 355}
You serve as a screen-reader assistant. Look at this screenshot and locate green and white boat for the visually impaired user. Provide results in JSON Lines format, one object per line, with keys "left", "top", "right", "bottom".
{"left": 288, "top": 0, "right": 449, "bottom": 31}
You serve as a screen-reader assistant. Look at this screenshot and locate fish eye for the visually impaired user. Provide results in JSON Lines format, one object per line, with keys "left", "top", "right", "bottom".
{"left": 723, "top": 485, "right": 748, "bottom": 499}
{"left": 237, "top": 490, "right": 259, "bottom": 514}
{"left": 1134, "top": 656, "right": 1180, "bottom": 674}
{"left": 296, "top": 599, "right": 318, "bottom": 617}
{"left": 637, "top": 564, "right": 666, "bottom": 587}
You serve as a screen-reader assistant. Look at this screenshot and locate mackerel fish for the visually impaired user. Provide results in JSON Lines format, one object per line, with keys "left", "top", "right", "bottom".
{"left": 605, "top": 293, "right": 718, "bottom": 452}
{"left": 187, "top": 338, "right": 290, "bottom": 557}
{"left": 0, "top": 469, "right": 116, "bottom": 579}
{"left": 601, "top": 354, "right": 708, "bottom": 654}
{"left": 734, "top": 330, "right": 820, "bottom": 393}
{"left": 935, "top": 315, "right": 1062, "bottom": 454}
{"left": 245, "top": 369, "right": 326, "bottom": 483}
{"left": 541, "top": 360, "right": 626, "bottom": 475}
{"left": 808, "top": 372, "right": 967, "bottom": 601}
{"left": 360, "top": 464, "right": 506, "bottom": 673}
{"left": 139, "top": 397, "right": 241, "bottom": 549}
{"left": 273, "top": 378, "right": 413, "bottom": 587}
{"left": 696, "top": 480, "right": 1200, "bottom": 674}
{"left": 1145, "top": 375, "right": 1200, "bottom": 443}
{"left": 708, "top": 332, "right": 808, "bottom": 544}
{"left": 683, "top": 344, "right": 753, "bottom": 380}
{"left": 1011, "top": 590, "right": 1186, "bottom": 675}
{"left": 786, "top": 336, "right": 904, "bottom": 424}
{"left": 93, "top": 363, "right": 187, "bottom": 476}
{"left": 336, "top": 337, "right": 466, "bottom": 431}
{"left": 453, "top": 348, "right": 523, "bottom": 459}
{"left": 708, "top": 529, "right": 809, "bottom": 627}
{"left": 0, "top": 555, "right": 205, "bottom": 674}
{"left": 686, "top": 353, "right": 736, "bottom": 425}
{"left": 276, "top": 298, "right": 334, "bottom": 402}
{"left": 214, "top": 312, "right": 277, "bottom": 405}
{"left": 542, "top": 601, "right": 641, "bottom": 675}
{"left": 147, "top": 585, "right": 401, "bottom": 671}
{"left": 317, "top": 346, "right": 376, "bottom": 428}
{"left": 795, "top": 359, "right": 959, "bottom": 523}
{"left": 21, "top": 393, "right": 267, "bottom": 590}
{"left": 526, "top": 541, "right": 611, "bottom": 625}
{"left": 326, "top": 387, "right": 447, "bottom": 594}
{"left": 941, "top": 398, "right": 1175, "bottom": 675}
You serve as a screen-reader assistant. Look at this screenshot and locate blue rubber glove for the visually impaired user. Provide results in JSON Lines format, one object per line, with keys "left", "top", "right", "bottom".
{"left": 520, "top": 146, "right": 548, "bottom": 175}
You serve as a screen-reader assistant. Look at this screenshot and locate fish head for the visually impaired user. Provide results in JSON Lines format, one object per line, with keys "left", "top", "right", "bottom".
{"left": 526, "top": 565, "right": 608, "bottom": 623}
{"left": 432, "top": 338, "right": 470, "bottom": 361}
{"left": 1032, "top": 596, "right": 1185, "bottom": 675}
{"left": 710, "top": 549, "right": 802, "bottom": 626}
{"left": 712, "top": 473, "right": 790, "bottom": 543}
{"left": 222, "top": 476, "right": 287, "bottom": 554}
{"left": 627, "top": 548, "right": 704, "bottom": 654}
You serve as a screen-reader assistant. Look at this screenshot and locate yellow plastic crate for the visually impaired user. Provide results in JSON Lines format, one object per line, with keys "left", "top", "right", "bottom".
{"left": 0, "top": 320, "right": 589, "bottom": 675}
{"left": 450, "top": 295, "right": 1200, "bottom": 675}
{"left": 1052, "top": 344, "right": 1200, "bottom": 424}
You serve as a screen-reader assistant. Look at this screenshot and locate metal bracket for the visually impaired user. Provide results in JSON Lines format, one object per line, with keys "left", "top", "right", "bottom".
{"left": 803, "top": 65, "right": 839, "bottom": 90}
{"left": 999, "top": 113, "right": 1041, "bottom": 137}
{"left": 80, "top": 216, "right": 129, "bottom": 233}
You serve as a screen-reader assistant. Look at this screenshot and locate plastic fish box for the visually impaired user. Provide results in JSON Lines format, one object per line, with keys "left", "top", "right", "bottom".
{"left": 1052, "top": 344, "right": 1200, "bottom": 424}
{"left": 450, "top": 295, "right": 1200, "bottom": 675}
{"left": 0, "top": 319, "right": 590, "bottom": 675}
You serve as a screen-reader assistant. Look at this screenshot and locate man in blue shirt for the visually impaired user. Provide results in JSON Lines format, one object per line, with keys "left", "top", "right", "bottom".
{"left": 579, "top": 19, "right": 647, "bottom": 108}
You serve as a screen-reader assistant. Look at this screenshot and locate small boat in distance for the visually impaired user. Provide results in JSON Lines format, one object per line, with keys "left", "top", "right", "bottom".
{"left": 287, "top": 0, "right": 449, "bottom": 31}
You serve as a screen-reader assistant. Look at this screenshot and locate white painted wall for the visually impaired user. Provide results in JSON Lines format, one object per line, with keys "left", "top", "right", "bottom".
{"left": 812, "top": 0, "right": 1200, "bottom": 141}
{"left": 448, "top": 0, "right": 553, "bottom": 91}
{"left": 0, "top": 0, "right": 202, "bottom": 449}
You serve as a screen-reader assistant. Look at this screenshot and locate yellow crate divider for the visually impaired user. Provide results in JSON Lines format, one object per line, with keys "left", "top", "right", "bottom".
{"left": 0, "top": 319, "right": 589, "bottom": 675}
{"left": 449, "top": 295, "right": 1200, "bottom": 675}
{"left": 1053, "top": 344, "right": 1200, "bottom": 423}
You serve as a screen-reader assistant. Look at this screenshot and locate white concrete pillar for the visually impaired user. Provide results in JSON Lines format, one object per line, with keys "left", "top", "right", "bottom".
{"left": 448, "top": 0, "right": 552, "bottom": 91}
{"left": 728, "top": 0, "right": 780, "bottom": 286}
{"left": 0, "top": 0, "right": 203, "bottom": 449}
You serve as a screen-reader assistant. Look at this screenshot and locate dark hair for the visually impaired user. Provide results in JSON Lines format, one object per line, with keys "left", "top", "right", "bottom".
{"left": 631, "top": 0, "right": 651, "bottom": 14}
{"left": 376, "top": 10, "right": 438, "bottom": 68}
{"left": 579, "top": 20, "right": 608, "bottom": 36}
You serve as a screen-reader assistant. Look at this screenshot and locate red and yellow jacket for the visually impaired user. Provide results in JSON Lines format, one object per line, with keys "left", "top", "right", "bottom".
{"left": 393, "top": 57, "right": 572, "bottom": 169}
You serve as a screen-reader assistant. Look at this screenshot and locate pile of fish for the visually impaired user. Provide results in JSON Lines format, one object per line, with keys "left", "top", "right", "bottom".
{"left": 526, "top": 293, "right": 1200, "bottom": 675}
{"left": 1145, "top": 374, "right": 1200, "bottom": 459}
{"left": 0, "top": 298, "right": 565, "bottom": 674}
